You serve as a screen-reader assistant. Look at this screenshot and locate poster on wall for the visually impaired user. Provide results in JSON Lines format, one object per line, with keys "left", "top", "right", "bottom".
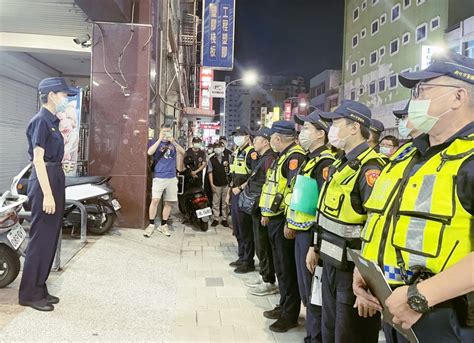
{"left": 58, "top": 90, "right": 83, "bottom": 176}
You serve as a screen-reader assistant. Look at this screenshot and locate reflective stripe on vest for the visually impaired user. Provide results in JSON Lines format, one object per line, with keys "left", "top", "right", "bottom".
{"left": 230, "top": 145, "right": 253, "bottom": 175}
{"left": 286, "top": 151, "right": 336, "bottom": 230}
{"left": 259, "top": 145, "right": 306, "bottom": 217}
{"left": 318, "top": 214, "right": 363, "bottom": 238}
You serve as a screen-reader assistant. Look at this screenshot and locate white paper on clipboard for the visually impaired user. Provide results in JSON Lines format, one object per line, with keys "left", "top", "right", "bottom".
{"left": 310, "top": 266, "right": 323, "bottom": 306}
{"left": 347, "top": 249, "right": 419, "bottom": 343}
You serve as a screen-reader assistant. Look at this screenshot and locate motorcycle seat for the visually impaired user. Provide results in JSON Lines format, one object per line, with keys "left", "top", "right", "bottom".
{"left": 65, "top": 176, "right": 108, "bottom": 187}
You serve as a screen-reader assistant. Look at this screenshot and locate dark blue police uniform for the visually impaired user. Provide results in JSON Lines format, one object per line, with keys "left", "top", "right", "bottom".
{"left": 19, "top": 77, "right": 78, "bottom": 311}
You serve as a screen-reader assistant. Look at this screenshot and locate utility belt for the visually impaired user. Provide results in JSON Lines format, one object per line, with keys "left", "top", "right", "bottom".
{"left": 318, "top": 229, "right": 361, "bottom": 271}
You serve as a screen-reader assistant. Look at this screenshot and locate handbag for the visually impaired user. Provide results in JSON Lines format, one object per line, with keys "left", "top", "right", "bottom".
{"left": 238, "top": 157, "right": 266, "bottom": 215}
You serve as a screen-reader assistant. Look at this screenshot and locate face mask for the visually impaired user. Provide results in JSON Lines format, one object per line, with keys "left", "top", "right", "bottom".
{"left": 214, "top": 147, "right": 224, "bottom": 154}
{"left": 53, "top": 95, "right": 68, "bottom": 113}
{"left": 408, "top": 91, "right": 454, "bottom": 133}
{"left": 234, "top": 136, "right": 245, "bottom": 147}
{"left": 398, "top": 119, "right": 412, "bottom": 139}
{"left": 298, "top": 130, "right": 312, "bottom": 151}
{"left": 208, "top": 148, "right": 214, "bottom": 154}
{"left": 379, "top": 146, "right": 392, "bottom": 156}
{"left": 328, "top": 125, "right": 348, "bottom": 150}
{"left": 193, "top": 143, "right": 201, "bottom": 149}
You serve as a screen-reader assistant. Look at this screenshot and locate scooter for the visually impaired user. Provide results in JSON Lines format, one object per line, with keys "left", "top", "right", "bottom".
{"left": 178, "top": 157, "right": 212, "bottom": 231}
{"left": 0, "top": 192, "right": 28, "bottom": 288}
{"left": 11, "top": 164, "right": 121, "bottom": 235}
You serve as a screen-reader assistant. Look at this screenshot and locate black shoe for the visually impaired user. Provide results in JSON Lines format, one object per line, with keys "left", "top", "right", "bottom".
{"left": 46, "top": 294, "right": 60, "bottom": 304}
{"left": 19, "top": 299, "right": 54, "bottom": 312}
{"left": 221, "top": 220, "right": 229, "bottom": 227}
{"left": 263, "top": 306, "right": 282, "bottom": 319}
{"left": 234, "top": 264, "right": 256, "bottom": 274}
{"left": 229, "top": 259, "right": 243, "bottom": 267}
{"left": 211, "top": 220, "right": 219, "bottom": 227}
{"left": 269, "top": 318, "right": 298, "bottom": 333}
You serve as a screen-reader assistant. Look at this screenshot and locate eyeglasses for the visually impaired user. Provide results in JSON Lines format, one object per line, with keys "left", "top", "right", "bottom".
{"left": 412, "top": 82, "right": 460, "bottom": 99}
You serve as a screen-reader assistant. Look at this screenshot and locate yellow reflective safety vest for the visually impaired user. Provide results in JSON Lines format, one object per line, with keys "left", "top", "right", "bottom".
{"left": 362, "top": 135, "right": 474, "bottom": 285}
{"left": 230, "top": 145, "right": 253, "bottom": 182}
{"left": 318, "top": 148, "right": 386, "bottom": 237}
{"left": 259, "top": 144, "right": 306, "bottom": 217}
{"left": 286, "top": 150, "right": 336, "bottom": 230}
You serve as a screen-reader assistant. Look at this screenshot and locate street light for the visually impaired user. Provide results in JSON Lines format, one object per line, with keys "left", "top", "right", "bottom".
{"left": 221, "top": 70, "right": 259, "bottom": 136}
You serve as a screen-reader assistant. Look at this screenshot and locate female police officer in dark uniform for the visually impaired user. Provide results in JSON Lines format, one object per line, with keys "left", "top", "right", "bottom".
{"left": 19, "top": 77, "right": 78, "bottom": 311}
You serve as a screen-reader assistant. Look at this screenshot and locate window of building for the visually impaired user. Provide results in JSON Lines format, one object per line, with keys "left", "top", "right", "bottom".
{"left": 353, "top": 7, "right": 359, "bottom": 21}
{"left": 360, "top": 57, "right": 366, "bottom": 67}
{"left": 369, "top": 81, "right": 376, "bottom": 95}
{"left": 370, "top": 50, "right": 378, "bottom": 65}
{"left": 352, "top": 33, "right": 359, "bottom": 48}
{"left": 431, "top": 16, "right": 440, "bottom": 31}
{"left": 362, "top": 1, "right": 367, "bottom": 10}
{"left": 380, "top": 13, "right": 387, "bottom": 25}
{"left": 402, "top": 32, "right": 410, "bottom": 45}
{"left": 371, "top": 19, "right": 379, "bottom": 35}
{"left": 359, "top": 86, "right": 364, "bottom": 95}
{"left": 361, "top": 28, "right": 367, "bottom": 39}
{"left": 350, "top": 89, "right": 356, "bottom": 100}
{"left": 403, "top": 0, "right": 411, "bottom": 9}
{"left": 416, "top": 23, "right": 428, "bottom": 43}
{"left": 391, "top": 3, "right": 401, "bottom": 22}
{"left": 378, "top": 78, "right": 386, "bottom": 93}
{"left": 372, "top": 0, "right": 379, "bottom": 6}
{"left": 416, "top": 0, "right": 425, "bottom": 5}
{"left": 379, "top": 46, "right": 386, "bottom": 57}
{"left": 389, "top": 74, "right": 398, "bottom": 89}
{"left": 351, "top": 62, "right": 358, "bottom": 75}
{"left": 390, "top": 38, "right": 400, "bottom": 56}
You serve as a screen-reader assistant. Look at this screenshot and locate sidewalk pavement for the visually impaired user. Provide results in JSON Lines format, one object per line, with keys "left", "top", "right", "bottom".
{"left": 0, "top": 218, "right": 307, "bottom": 342}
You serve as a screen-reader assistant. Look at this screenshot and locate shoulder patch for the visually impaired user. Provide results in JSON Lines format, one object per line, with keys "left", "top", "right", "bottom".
{"left": 289, "top": 159, "right": 299, "bottom": 171}
{"left": 251, "top": 151, "right": 258, "bottom": 160}
{"left": 365, "top": 169, "right": 381, "bottom": 187}
{"left": 322, "top": 167, "right": 329, "bottom": 181}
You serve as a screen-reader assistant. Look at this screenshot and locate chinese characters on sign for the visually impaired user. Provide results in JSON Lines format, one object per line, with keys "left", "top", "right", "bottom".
{"left": 202, "top": 0, "right": 235, "bottom": 70}
{"left": 284, "top": 100, "right": 292, "bottom": 120}
{"left": 200, "top": 67, "right": 214, "bottom": 111}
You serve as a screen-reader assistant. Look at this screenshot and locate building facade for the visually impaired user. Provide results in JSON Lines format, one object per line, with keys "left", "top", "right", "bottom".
{"left": 309, "top": 69, "right": 342, "bottom": 111}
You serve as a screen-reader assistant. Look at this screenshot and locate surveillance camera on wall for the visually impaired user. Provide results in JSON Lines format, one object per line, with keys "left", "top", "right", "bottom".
{"left": 73, "top": 34, "right": 92, "bottom": 48}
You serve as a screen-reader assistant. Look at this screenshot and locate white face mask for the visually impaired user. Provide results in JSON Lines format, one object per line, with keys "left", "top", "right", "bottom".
{"left": 234, "top": 136, "right": 245, "bottom": 147}
{"left": 298, "top": 130, "right": 312, "bottom": 151}
{"left": 408, "top": 90, "right": 455, "bottom": 134}
{"left": 214, "top": 147, "right": 224, "bottom": 154}
{"left": 398, "top": 119, "right": 412, "bottom": 139}
{"left": 328, "top": 125, "right": 349, "bottom": 150}
{"left": 193, "top": 143, "right": 201, "bottom": 149}
{"left": 379, "top": 146, "right": 392, "bottom": 156}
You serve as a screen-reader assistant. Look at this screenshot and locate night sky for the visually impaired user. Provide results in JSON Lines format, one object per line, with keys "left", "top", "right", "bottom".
{"left": 225, "top": 0, "right": 345, "bottom": 84}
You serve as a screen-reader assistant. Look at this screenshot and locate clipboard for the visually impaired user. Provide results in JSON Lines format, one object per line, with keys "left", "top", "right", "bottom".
{"left": 348, "top": 249, "right": 419, "bottom": 343}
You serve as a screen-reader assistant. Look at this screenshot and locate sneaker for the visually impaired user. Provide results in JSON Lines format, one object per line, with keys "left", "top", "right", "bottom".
{"left": 229, "top": 259, "right": 244, "bottom": 267}
{"left": 234, "top": 264, "right": 256, "bottom": 274}
{"left": 144, "top": 224, "right": 155, "bottom": 237}
{"left": 221, "top": 220, "right": 229, "bottom": 227}
{"left": 211, "top": 220, "right": 219, "bottom": 227}
{"left": 263, "top": 305, "right": 282, "bottom": 319}
{"left": 157, "top": 224, "right": 171, "bottom": 237}
{"left": 244, "top": 276, "right": 262, "bottom": 288}
{"left": 269, "top": 318, "right": 298, "bottom": 333}
{"left": 249, "top": 282, "right": 279, "bottom": 296}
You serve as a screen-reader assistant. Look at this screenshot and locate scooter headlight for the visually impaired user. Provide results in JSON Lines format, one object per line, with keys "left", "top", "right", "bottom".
{"left": 101, "top": 194, "right": 111, "bottom": 201}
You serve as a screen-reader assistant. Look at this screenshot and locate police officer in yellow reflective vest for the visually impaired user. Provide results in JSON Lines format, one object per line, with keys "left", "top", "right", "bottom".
{"left": 286, "top": 111, "right": 335, "bottom": 343}
{"left": 228, "top": 126, "right": 257, "bottom": 269}
{"left": 354, "top": 52, "right": 474, "bottom": 343}
{"left": 259, "top": 120, "right": 307, "bottom": 332}
{"left": 315, "top": 100, "right": 386, "bottom": 343}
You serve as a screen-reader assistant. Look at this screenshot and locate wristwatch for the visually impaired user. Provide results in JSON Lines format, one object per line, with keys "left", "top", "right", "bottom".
{"left": 407, "top": 284, "right": 431, "bottom": 313}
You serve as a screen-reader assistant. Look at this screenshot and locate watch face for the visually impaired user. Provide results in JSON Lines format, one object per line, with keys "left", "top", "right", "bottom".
{"left": 409, "top": 294, "right": 430, "bottom": 313}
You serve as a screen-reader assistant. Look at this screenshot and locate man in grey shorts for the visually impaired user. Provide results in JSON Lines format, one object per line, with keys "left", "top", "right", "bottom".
{"left": 144, "top": 124, "right": 185, "bottom": 237}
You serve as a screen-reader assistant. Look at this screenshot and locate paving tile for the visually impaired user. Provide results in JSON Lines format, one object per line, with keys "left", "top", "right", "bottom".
{"left": 205, "top": 277, "right": 224, "bottom": 287}
{"left": 197, "top": 310, "right": 221, "bottom": 326}
{"left": 209, "top": 325, "right": 237, "bottom": 342}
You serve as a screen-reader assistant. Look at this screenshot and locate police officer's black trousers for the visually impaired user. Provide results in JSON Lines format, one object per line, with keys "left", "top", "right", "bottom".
{"left": 230, "top": 193, "right": 244, "bottom": 261}
{"left": 238, "top": 210, "right": 255, "bottom": 265}
{"left": 267, "top": 215, "right": 301, "bottom": 323}
{"left": 251, "top": 210, "right": 275, "bottom": 283}
{"left": 321, "top": 263, "right": 380, "bottom": 343}
{"left": 295, "top": 230, "right": 322, "bottom": 343}
{"left": 19, "top": 165, "right": 65, "bottom": 303}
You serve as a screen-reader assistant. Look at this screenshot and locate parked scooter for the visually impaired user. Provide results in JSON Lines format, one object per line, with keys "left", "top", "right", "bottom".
{"left": 11, "top": 164, "right": 121, "bottom": 235}
{"left": 178, "top": 156, "right": 211, "bottom": 231}
{"left": 0, "top": 192, "right": 28, "bottom": 288}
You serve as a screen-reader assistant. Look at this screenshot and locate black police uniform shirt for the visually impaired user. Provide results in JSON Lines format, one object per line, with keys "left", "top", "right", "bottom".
{"left": 248, "top": 148, "right": 278, "bottom": 193}
{"left": 328, "top": 141, "right": 384, "bottom": 215}
{"left": 185, "top": 148, "right": 207, "bottom": 178}
{"left": 279, "top": 143, "right": 308, "bottom": 187}
{"left": 408, "top": 122, "right": 474, "bottom": 216}
{"left": 232, "top": 144, "right": 257, "bottom": 187}
{"left": 27, "top": 107, "right": 64, "bottom": 162}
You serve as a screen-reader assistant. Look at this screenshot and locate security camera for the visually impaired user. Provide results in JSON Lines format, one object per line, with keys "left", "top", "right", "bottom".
{"left": 73, "top": 34, "right": 91, "bottom": 47}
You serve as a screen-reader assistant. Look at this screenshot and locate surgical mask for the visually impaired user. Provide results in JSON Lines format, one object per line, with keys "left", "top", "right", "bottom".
{"left": 398, "top": 119, "right": 412, "bottom": 139}
{"left": 215, "top": 147, "right": 224, "bottom": 154}
{"left": 298, "top": 130, "right": 312, "bottom": 151}
{"left": 408, "top": 91, "right": 454, "bottom": 133}
{"left": 53, "top": 96, "right": 69, "bottom": 113}
{"left": 234, "top": 136, "right": 245, "bottom": 147}
{"left": 379, "top": 146, "right": 392, "bottom": 156}
{"left": 193, "top": 143, "right": 201, "bottom": 149}
{"left": 208, "top": 148, "right": 214, "bottom": 154}
{"left": 328, "top": 125, "right": 348, "bottom": 150}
